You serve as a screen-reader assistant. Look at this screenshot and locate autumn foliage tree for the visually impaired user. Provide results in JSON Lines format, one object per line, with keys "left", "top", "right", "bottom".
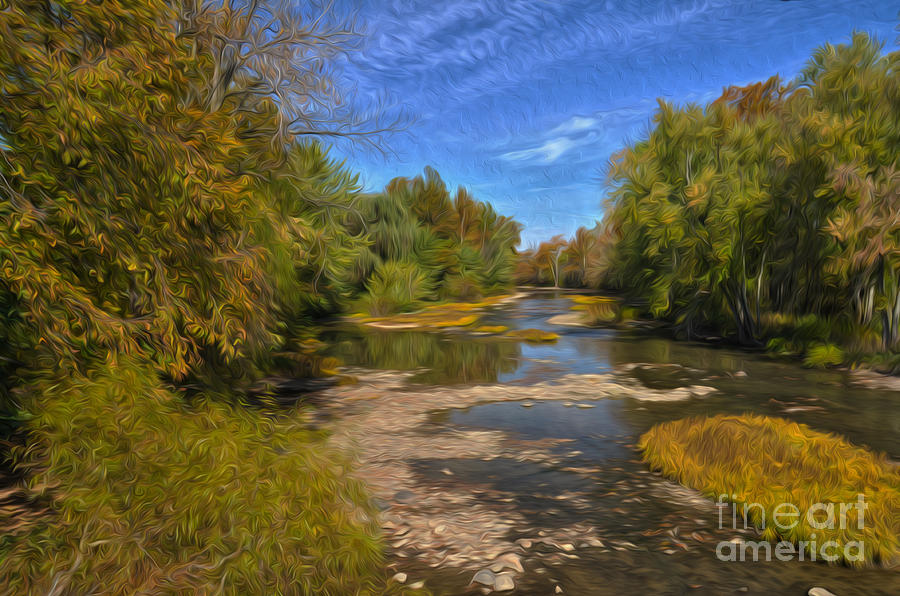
{"left": 516, "top": 224, "right": 614, "bottom": 289}
{"left": 0, "top": 1, "right": 401, "bottom": 592}
{"left": 606, "top": 32, "right": 900, "bottom": 355}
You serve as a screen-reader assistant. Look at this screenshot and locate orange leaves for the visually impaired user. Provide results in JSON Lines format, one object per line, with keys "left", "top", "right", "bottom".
{"left": 711, "top": 75, "right": 789, "bottom": 121}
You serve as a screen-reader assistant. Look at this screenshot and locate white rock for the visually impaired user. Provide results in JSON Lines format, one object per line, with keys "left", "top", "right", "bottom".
{"left": 391, "top": 572, "right": 407, "bottom": 583}
{"left": 472, "top": 569, "right": 495, "bottom": 586}
{"left": 688, "top": 385, "right": 717, "bottom": 397}
{"left": 494, "top": 573, "right": 516, "bottom": 592}
{"left": 808, "top": 589, "right": 837, "bottom": 596}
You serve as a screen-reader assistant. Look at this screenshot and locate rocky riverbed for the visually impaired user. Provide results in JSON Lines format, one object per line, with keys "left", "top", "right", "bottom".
{"left": 313, "top": 365, "right": 900, "bottom": 594}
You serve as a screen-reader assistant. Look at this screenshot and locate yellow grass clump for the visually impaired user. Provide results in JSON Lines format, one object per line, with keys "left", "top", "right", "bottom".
{"left": 640, "top": 414, "right": 900, "bottom": 566}
{"left": 474, "top": 325, "right": 509, "bottom": 334}
{"left": 570, "top": 295, "right": 615, "bottom": 306}
{"left": 354, "top": 308, "right": 482, "bottom": 330}
{"left": 430, "top": 314, "right": 479, "bottom": 328}
{"left": 505, "top": 328, "right": 560, "bottom": 343}
{"left": 353, "top": 296, "right": 517, "bottom": 329}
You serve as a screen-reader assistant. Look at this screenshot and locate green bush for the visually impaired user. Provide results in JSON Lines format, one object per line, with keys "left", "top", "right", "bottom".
{"left": 1, "top": 357, "right": 391, "bottom": 594}
{"left": 361, "top": 261, "right": 436, "bottom": 315}
{"left": 803, "top": 342, "right": 846, "bottom": 368}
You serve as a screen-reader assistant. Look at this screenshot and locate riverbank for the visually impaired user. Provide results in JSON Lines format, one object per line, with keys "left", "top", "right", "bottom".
{"left": 537, "top": 290, "right": 900, "bottom": 381}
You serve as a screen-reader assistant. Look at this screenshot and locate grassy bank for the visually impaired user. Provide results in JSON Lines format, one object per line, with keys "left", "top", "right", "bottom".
{"left": 0, "top": 356, "right": 422, "bottom": 594}
{"left": 350, "top": 295, "right": 560, "bottom": 345}
{"left": 639, "top": 414, "right": 899, "bottom": 566}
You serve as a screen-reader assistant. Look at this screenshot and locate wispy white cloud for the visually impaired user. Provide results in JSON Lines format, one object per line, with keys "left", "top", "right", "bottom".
{"left": 550, "top": 116, "right": 599, "bottom": 135}
{"left": 501, "top": 137, "right": 577, "bottom": 164}
{"left": 496, "top": 103, "right": 654, "bottom": 166}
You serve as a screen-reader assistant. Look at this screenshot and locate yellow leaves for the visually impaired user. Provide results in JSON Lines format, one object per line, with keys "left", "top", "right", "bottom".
{"left": 683, "top": 182, "right": 709, "bottom": 208}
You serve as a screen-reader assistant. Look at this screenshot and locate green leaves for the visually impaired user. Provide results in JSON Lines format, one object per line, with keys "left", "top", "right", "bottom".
{"left": 605, "top": 32, "right": 900, "bottom": 348}
{"left": 353, "top": 168, "right": 521, "bottom": 313}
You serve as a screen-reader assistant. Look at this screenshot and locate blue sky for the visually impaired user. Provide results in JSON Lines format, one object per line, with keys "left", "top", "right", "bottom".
{"left": 331, "top": 0, "right": 898, "bottom": 247}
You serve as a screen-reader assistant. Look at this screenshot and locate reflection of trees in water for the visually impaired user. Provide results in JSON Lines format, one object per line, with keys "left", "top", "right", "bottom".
{"left": 330, "top": 329, "right": 521, "bottom": 384}
{"left": 603, "top": 334, "right": 760, "bottom": 372}
{"left": 603, "top": 336, "right": 900, "bottom": 458}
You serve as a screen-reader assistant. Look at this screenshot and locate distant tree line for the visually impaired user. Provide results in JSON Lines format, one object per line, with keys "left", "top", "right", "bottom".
{"left": 515, "top": 224, "right": 614, "bottom": 288}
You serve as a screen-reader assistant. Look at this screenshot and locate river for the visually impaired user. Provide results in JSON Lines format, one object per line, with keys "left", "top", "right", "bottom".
{"left": 317, "top": 291, "right": 899, "bottom": 595}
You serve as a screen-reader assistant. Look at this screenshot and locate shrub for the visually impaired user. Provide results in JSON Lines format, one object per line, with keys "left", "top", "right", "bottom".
{"left": 0, "top": 357, "right": 394, "bottom": 594}
{"left": 440, "top": 272, "right": 485, "bottom": 302}
{"left": 803, "top": 343, "right": 845, "bottom": 368}
{"left": 640, "top": 414, "right": 900, "bottom": 566}
{"left": 361, "top": 262, "right": 436, "bottom": 315}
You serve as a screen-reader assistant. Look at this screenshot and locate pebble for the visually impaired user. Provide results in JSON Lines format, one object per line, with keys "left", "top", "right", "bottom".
{"left": 808, "top": 589, "right": 837, "bottom": 596}
{"left": 473, "top": 569, "right": 495, "bottom": 586}
{"left": 555, "top": 586, "right": 563, "bottom": 594}
{"left": 688, "top": 385, "right": 717, "bottom": 397}
{"left": 490, "top": 552, "right": 524, "bottom": 573}
{"left": 409, "top": 581, "right": 424, "bottom": 589}
{"left": 394, "top": 490, "right": 416, "bottom": 504}
{"left": 324, "top": 369, "right": 717, "bottom": 588}
{"left": 494, "top": 573, "right": 516, "bottom": 592}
